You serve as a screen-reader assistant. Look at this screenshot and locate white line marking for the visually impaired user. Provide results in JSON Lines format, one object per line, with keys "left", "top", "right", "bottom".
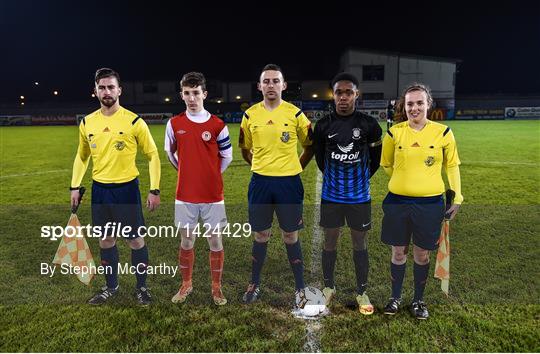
{"left": 4, "top": 159, "right": 535, "bottom": 180}
{"left": 466, "top": 161, "right": 538, "bottom": 167}
{"left": 0, "top": 162, "right": 173, "bottom": 179}
{"left": 310, "top": 171, "right": 323, "bottom": 278}
{"left": 0, "top": 169, "right": 70, "bottom": 179}
{"left": 302, "top": 170, "right": 324, "bottom": 353}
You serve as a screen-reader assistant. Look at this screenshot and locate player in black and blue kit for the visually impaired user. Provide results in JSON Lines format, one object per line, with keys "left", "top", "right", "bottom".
{"left": 313, "top": 72, "right": 382, "bottom": 315}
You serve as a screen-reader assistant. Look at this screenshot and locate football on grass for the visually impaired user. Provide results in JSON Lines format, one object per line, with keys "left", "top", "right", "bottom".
{"left": 295, "top": 286, "right": 326, "bottom": 317}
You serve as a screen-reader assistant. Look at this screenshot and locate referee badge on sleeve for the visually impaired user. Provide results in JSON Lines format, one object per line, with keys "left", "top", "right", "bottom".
{"left": 425, "top": 156, "right": 435, "bottom": 166}
{"left": 281, "top": 131, "right": 290, "bottom": 142}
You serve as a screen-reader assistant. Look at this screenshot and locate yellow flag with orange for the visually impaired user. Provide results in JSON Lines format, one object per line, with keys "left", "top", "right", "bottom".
{"left": 52, "top": 187, "right": 95, "bottom": 285}
{"left": 434, "top": 220, "right": 450, "bottom": 295}
{"left": 434, "top": 189, "right": 455, "bottom": 296}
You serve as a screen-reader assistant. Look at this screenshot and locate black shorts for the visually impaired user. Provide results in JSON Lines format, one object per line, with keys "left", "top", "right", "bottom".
{"left": 248, "top": 173, "right": 304, "bottom": 233}
{"left": 91, "top": 178, "right": 145, "bottom": 239}
{"left": 320, "top": 199, "right": 371, "bottom": 231}
{"left": 381, "top": 192, "right": 444, "bottom": 251}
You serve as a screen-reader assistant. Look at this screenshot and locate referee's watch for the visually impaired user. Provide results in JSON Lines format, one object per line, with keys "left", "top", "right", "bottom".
{"left": 69, "top": 186, "right": 80, "bottom": 191}
{"left": 149, "top": 189, "right": 160, "bottom": 196}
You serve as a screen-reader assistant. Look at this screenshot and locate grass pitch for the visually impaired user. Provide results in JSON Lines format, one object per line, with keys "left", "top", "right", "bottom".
{"left": 0, "top": 120, "right": 538, "bottom": 352}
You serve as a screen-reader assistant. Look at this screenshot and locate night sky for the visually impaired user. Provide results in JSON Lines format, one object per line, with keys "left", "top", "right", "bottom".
{"left": 1, "top": 1, "right": 539, "bottom": 102}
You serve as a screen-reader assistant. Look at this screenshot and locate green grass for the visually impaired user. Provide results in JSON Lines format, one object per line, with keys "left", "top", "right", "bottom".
{"left": 0, "top": 120, "right": 539, "bottom": 352}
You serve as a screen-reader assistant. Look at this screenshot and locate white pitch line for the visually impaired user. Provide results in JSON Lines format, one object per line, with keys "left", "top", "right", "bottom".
{"left": 310, "top": 171, "right": 324, "bottom": 278}
{"left": 0, "top": 162, "right": 173, "bottom": 179}
{"left": 4, "top": 159, "right": 535, "bottom": 180}
{"left": 467, "top": 161, "right": 538, "bottom": 166}
{"left": 0, "top": 169, "right": 70, "bottom": 179}
{"left": 303, "top": 170, "right": 324, "bottom": 353}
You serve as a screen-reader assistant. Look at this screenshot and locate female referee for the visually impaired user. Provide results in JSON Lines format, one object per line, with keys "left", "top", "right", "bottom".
{"left": 380, "top": 83, "right": 463, "bottom": 319}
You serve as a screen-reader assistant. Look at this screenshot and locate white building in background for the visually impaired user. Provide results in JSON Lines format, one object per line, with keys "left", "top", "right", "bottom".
{"left": 340, "top": 48, "right": 460, "bottom": 100}
{"left": 119, "top": 49, "right": 459, "bottom": 106}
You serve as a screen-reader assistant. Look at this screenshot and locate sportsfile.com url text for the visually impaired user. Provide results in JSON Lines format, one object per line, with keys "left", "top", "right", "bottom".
{"left": 41, "top": 222, "right": 252, "bottom": 241}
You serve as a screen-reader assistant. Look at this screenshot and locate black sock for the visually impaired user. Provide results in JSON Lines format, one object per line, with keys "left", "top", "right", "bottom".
{"left": 413, "top": 262, "right": 430, "bottom": 301}
{"left": 390, "top": 262, "right": 406, "bottom": 299}
{"left": 101, "top": 245, "right": 119, "bottom": 289}
{"left": 251, "top": 241, "right": 268, "bottom": 286}
{"left": 131, "top": 245, "right": 149, "bottom": 289}
{"left": 322, "top": 249, "right": 337, "bottom": 288}
{"left": 285, "top": 241, "right": 305, "bottom": 290}
{"left": 353, "top": 249, "right": 369, "bottom": 295}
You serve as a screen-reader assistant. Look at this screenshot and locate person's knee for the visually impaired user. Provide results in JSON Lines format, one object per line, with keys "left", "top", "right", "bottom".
{"left": 413, "top": 246, "right": 430, "bottom": 264}
{"left": 207, "top": 233, "right": 223, "bottom": 251}
{"left": 180, "top": 233, "right": 195, "bottom": 250}
{"left": 281, "top": 230, "right": 298, "bottom": 244}
{"left": 254, "top": 230, "right": 271, "bottom": 243}
{"left": 128, "top": 237, "right": 145, "bottom": 250}
{"left": 323, "top": 238, "right": 338, "bottom": 251}
{"left": 99, "top": 237, "right": 116, "bottom": 249}
{"left": 323, "top": 228, "right": 340, "bottom": 251}
{"left": 391, "top": 246, "right": 408, "bottom": 264}
{"left": 351, "top": 230, "right": 368, "bottom": 251}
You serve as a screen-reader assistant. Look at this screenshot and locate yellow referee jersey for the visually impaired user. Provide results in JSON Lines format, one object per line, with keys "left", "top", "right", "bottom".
{"left": 380, "top": 120, "right": 463, "bottom": 203}
{"left": 71, "top": 107, "right": 160, "bottom": 189}
{"left": 239, "top": 101, "right": 312, "bottom": 176}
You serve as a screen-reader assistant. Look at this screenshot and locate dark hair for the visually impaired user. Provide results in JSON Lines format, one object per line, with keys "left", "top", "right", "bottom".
{"left": 180, "top": 72, "right": 206, "bottom": 91}
{"left": 331, "top": 72, "right": 359, "bottom": 89}
{"left": 95, "top": 68, "right": 121, "bottom": 86}
{"left": 393, "top": 82, "right": 434, "bottom": 122}
{"left": 262, "top": 63, "right": 282, "bottom": 73}
{"left": 261, "top": 63, "right": 284, "bottom": 80}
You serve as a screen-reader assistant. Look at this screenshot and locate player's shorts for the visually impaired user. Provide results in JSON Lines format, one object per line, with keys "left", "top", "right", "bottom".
{"left": 248, "top": 173, "right": 304, "bottom": 233}
{"left": 91, "top": 178, "right": 145, "bottom": 239}
{"left": 174, "top": 200, "right": 227, "bottom": 229}
{"left": 320, "top": 199, "right": 371, "bottom": 231}
{"left": 381, "top": 192, "right": 444, "bottom": 251}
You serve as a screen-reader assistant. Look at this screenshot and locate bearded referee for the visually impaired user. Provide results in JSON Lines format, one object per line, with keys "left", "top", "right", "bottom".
{"left": 70, "top": 68, "right": 161, "bottom": 306}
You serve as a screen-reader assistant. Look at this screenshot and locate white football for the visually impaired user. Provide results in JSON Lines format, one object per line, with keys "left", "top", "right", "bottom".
{"left": 295, "top": 286, "right": 326, "bottom": 317}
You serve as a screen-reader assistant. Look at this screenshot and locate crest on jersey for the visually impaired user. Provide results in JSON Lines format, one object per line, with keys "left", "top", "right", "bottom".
{"left": 114, "top": 141, "right": 126, "bottom": 151}
{"left": 202, "top": 131, "right": 212, "bottom": 141}
{"left": 352, "top": 128, "right": 361, "bottom": 140}
{"left": 425, "top": 156, "right": 435, "bottom": 166}
{"left": 281, "top": 132, "right": 290, "bottom": 142}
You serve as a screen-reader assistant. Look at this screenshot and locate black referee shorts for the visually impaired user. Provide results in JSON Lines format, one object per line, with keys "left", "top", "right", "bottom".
{"left": 91, "top": 178, "right": 145, "bottom": 239}
{"left": 381, "top": 192, "right": 444, "bottom": 251}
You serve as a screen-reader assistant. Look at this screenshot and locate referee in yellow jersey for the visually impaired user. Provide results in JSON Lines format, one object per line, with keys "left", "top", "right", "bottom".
{"left": 380, "top": 83, "right": 462, "bottom": 319}
{"left": 70, "top": 68, "right": 161, "bottom": 306}
{"left": 239, "top": 64, "right": 314, "bottom": 304}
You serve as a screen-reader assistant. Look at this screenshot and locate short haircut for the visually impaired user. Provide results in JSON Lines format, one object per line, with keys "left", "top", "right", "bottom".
{"left": 331, "top": 72, "right": 359, "bottom": 89}
{"left": 261, "top": 63, "right": 284, "bottom": 80}
{"left": 180, "top": 72, "right": 206, "bottom": 91}
{"left": 95, "top": 68, "right": 121, "bottom": 86}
